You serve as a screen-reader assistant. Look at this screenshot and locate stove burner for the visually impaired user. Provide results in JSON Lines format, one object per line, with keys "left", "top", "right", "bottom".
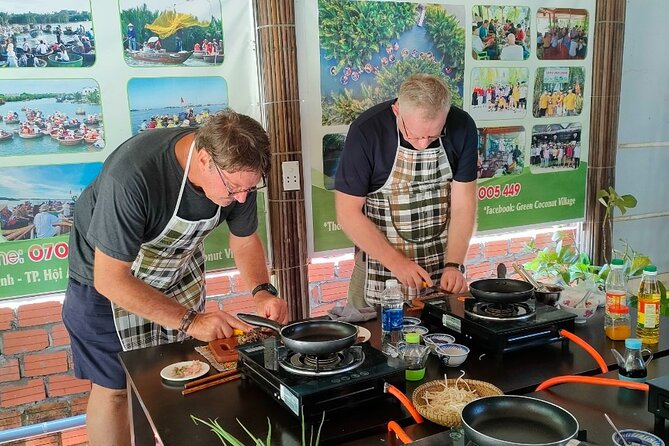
{"left": 281, "top": 345, "right": 365, "bottom": 376}
{"left": 466, "top": 301, "right": 535, "bottom": 321}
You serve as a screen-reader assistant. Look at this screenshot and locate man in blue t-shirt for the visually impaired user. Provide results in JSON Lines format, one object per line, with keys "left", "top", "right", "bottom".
{"left": 335, "top": 74, "right": 478, "bottom": 307}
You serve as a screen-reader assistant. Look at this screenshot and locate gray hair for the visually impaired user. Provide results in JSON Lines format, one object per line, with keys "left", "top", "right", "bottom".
{"left": 195, "top": 110, "right": 271, "bottom": 174}
{"left": 398, "top": 74, "right": 451, "bottom": 119}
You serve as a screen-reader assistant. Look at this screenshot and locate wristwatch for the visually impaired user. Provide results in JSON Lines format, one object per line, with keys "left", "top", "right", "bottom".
{"left": 252, "top": 282, "right": 278, "bottom": 297}
{"left": 444, "top": 262, "right": 466, "bottom": 274}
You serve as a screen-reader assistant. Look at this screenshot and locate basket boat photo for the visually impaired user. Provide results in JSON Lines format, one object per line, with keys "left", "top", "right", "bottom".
{"left": 127, "top": 49, "right": 193, "bottom": 64}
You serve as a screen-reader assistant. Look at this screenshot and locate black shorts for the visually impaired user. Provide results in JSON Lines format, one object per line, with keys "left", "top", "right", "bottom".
{"left": 62, "top": 278, "right": 126, "bottom": 389}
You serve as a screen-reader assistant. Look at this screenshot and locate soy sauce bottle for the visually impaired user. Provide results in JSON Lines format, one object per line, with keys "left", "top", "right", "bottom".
{"left": 617, "top": 338, "right": 651, "bottom": 382}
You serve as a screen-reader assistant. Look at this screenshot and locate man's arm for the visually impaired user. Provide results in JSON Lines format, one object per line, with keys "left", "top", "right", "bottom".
{"left": 335, "top": 191, "right": 432, "bottom": 289}
{"left": 229, "top": 232, "right": 288, "bottom": 323}
{"left": 439, "top": 180, "right": 477, "bottom": 293}
{"left": 93, "top": 249, "right": 252, "bottom": 341}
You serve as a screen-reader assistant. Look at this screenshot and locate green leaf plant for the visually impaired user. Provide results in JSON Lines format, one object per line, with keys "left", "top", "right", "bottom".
{"left": 191, "top": 408, "right": 326, "bottom": 446}
{"left": 596, "top": 186, "right": 637, "bottom": 265}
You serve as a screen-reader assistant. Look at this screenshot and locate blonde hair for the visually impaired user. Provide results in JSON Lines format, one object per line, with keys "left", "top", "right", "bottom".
{"left": 398, "top": 74, "right": 451, "bottom": 119}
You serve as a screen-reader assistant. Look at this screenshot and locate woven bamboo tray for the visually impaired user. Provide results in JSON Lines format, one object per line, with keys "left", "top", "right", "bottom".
{"left": 412, "top": 379, "right": 503, "bottom": 427}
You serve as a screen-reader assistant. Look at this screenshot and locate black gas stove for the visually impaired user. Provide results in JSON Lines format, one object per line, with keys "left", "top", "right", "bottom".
{"left": 421, "top": 294, "right": 576, "bottom": 358}
{"left": 236, "top": 341, "right": 405, "bottom": 418}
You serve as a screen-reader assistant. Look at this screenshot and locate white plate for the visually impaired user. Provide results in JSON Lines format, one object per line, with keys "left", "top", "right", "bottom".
{"left": 355, "top": 326, "right": 371, "bottom": 343}
{"left": 160, "top": 360, "right": 209, "bottom": 382}
{"left": 403, "top": 316, "right": 422, "bottom": 326}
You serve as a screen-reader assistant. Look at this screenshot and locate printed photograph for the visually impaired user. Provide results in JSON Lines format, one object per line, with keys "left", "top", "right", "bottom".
{"left": 472, "top": 5, "right": 531, "bottom": 61}
{"left": 533, "top": 67, "right": 585, "bottom": 118}
{"left": 530, "top": 123, "right": 582, "bottom": 173}
{"left": 477, "top": 126, "right": 525, "bottom": 179}
{"left": 319, "top": 1, "right": 465, "bottom": 126}
{"left": 0, "top": 163, "right": 102, "bottom": 242}
{"left": 0, "top": 79, "right": 104, "bottom": 157}
{"left": 120, "top": 0, "right": 224, "bottom": 67}
{"left": 470, "top": 67, "right": 529, "bottom": 120}
{"left": 322, "top": 133, "right": 346, "bottom": 190}
{"left": 0, "top": 0, "right": 95, "bottom": 68}
{"left": 536, "top": 8, "right": 588, "bottom": 60}
{"left": 128, "top": 76, "right": 228, "bottom": 135}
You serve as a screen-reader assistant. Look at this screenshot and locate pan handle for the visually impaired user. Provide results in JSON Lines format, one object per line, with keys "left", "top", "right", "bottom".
{"left": 237, "top": 313, "right": 283, "bottom": 333}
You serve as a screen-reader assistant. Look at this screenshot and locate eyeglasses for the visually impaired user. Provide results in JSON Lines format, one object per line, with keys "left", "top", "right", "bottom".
{"left": 399, "top": 115, "right": 446, "bottom": 142}
{"left": 214, "top": 164, "right": 266, "bottom": 196}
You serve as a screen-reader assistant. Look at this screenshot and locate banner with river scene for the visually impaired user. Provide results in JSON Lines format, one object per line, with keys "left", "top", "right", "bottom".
{"left": 0, "top": 0, "right": 264, "bottom": 300}
{"left": 296, "top": 0, "right": 594, "bottom": 253}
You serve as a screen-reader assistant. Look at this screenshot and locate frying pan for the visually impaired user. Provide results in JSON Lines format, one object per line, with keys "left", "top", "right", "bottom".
{"left": 469, "top": 278, "right": 535, "bottom": 304}
{"left": 237, "top": 314, "right": 358, "bottom": 356}
{"left": 461, "top": 395, "right": 585, "bottom": 446}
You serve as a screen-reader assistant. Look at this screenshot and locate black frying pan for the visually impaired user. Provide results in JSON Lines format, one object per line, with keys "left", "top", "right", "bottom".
{"left": 461, "top": 396, "right": 583, "bottom": 446}
{"left": 237, "top": 314, "right": 358, "bottom": 356}
{"left": 469, "top": 278, "right": 535, "bottom": 304}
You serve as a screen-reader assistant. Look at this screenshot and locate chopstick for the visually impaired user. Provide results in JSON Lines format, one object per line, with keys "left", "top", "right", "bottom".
{"left": 182, "top": 372, "right": 241, "bottom": 395}
{"left": 184, "top": 369, "right": 239, "bottom": 389}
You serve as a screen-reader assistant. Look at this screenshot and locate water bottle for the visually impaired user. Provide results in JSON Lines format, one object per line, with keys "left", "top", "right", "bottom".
{"left": 381, "top": 279, "right": 404, "bottom": 356}
{"left": 637, "top": 265, "right": 661, "bottom": 345}
{"left": 604, "top": 258, "right": 631, "bottom": 340}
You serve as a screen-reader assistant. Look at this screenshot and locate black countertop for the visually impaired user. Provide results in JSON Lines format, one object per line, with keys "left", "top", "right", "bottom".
{"left": 119, "top": 307, "right": 669, "bottom": 446}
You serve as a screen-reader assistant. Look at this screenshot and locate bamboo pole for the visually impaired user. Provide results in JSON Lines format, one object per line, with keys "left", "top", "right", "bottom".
{"left": 583, "top": 0, "right": 626, "bottom": 266}
{"left": 254, "top": 0, "right": 309, "bottom": 320}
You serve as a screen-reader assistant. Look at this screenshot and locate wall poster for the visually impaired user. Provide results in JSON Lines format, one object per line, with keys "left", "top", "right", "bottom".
{"left": 0, "top": 0, "right": 262, "bottom": 299}
{"left": 296, "top": 1, "right": 594, "bottom": 253}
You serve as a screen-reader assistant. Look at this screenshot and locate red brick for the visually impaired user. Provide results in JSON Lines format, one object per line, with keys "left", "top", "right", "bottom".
{"left": 0, "top": 408, "right": 21, "bottom": 430}
{"left": 2, "top": 329, "right": 49, "bottom": 354}
{"left": 310, "top": 303, "right": 336, "bottom": 317}
{"left": 204, "top": 300, "right": 221, "bottom": 313}
{"left": 17, "top": 301, "right": 63, "bottom": 327}
{"left": 24, "top": 435, "right": 61, "bottom": 446}
{"left": 221, "top": 295, "right": 256, "bottom": 315}
{"left": 509, "top": 236, "right": 533, "bottom": 254}
{"left": 23, "top": 400, "right": 70, "bottom": 424}
{"left": 320, "top": 281, "right": 349, "bottom": 303}
{"left": 0, "top": 307, "right": 15, "bottom": 330}
{"left": 466, "top": 262, "right": 493, "bottom": 280}
{"left": 71, "top": 395, "right": 89, "bottom": 416}
{"left": 0, "top": 379, "right": 45, "bottom": 407}
{"left": 0, "top": 358, "right": 20, "bottom": 382}
{"left": 483, "top": 240, "right": 509, "bottom": 258}
{"left": 232, "top": 275, "right": 250, "bottom": 292}
{"left": 206, "top": 275, "right": 232, "bottom": 296}
{"left": 50, "top": 323, "right": 70, "bottom": 347}
{"left": 466, "top": 242, "right": 482, "bottom": 261}
{"left": 61, "top": 426, "right": 88, "bottom": 446}
{"left": 24, "top": 351, "right": 69, "bottom": 377}
{"left": 336, "top": 260, "right": 355, "bottom": 279}
{"left": 534, "top": 233, "right": 554, "bottom": 249}
{"left": 47, "top": 375, "right": 91, "bottom": 397}
{"left": 308, "top": 263, "right": 335, "bottom": 282}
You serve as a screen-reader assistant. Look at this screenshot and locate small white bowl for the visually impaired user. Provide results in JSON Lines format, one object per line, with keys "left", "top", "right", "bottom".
{"left": 612, "top": 429, "right": 665, "bottom": 446}
{"left": 422, "top": 333, "right": 456, "bottom": 354}
{"left": 402, "top": 325, "right": 429, "bottom": 336}
{"left": 403, "top": 316, "right": 421, "bottom": 326}
{"left": 558, "top": 298, "right": 596, "bottom": 324}
{"left": 435, "top": 343, "right": 470, "bottom": 367}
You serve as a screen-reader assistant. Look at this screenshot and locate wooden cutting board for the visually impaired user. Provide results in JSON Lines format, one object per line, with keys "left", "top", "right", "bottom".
{"left": 208, "top": 337, "right": 239, "bottom": 363}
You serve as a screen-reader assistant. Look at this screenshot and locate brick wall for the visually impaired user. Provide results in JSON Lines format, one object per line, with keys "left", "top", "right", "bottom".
{"left": 0, "top": 228, "right": 574, "bottom": 444}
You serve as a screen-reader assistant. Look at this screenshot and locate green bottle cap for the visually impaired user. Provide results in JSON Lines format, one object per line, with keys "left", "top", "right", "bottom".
{"left": 643, "top": 265, "right": 657, "bottom": 273}
{"left": 611, "top": 259, "right": 624, "bottom": 266}
{"left": 405, "top": 332, "right": 420, "bottom": 344}
{"left": 405, "top": 368, "right": 426, "bottom": 381}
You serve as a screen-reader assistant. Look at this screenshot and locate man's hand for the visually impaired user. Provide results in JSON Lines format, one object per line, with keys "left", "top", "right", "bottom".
{"left": 388, "top": 256, "right": 433, "bottom": 290}
{"left": 439, "top": 268, "right": 468, "bottom": 294}
{"left": 255, "top": 291, "right": 289, "bottom": 324}
{"left": 186, "top": 310, "right": 254, "bottom": 342}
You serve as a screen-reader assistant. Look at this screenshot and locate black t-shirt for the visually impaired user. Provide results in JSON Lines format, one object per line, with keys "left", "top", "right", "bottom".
{"left": 68, "top": 128, "right": 258, "bottom": 285}
{"left": 335, "top": 99, "right": 478, "bottom": 196}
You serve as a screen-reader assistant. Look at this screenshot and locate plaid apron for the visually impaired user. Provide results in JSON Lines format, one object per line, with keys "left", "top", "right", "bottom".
{"left": 112, "top": 141, "right": 220, "bottom": 351}
{"left": 351, "top": 132, "right": 453, "bottom": 306}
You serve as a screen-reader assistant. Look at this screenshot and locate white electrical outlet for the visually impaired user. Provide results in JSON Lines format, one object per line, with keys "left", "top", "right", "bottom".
{"left": 282, "top": 161, "right": 301, "bottom": 191}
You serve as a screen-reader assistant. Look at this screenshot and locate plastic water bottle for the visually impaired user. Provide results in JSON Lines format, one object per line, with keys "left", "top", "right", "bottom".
{"left": 604, "top": 258, "right": 631, "bottom": 340}
{"left": 637, "top": 265, "right": 661, "bottom": 345}
{"left": 381, "top": 279, "right": 404, "bottom": 356}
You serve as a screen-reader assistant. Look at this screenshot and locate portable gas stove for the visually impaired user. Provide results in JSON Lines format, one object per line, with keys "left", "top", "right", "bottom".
{"left": 237, "top": 341, "right": 405, "bottom": 418}
{"left": 421, "top": 294, "right": 576, "bottom": 358}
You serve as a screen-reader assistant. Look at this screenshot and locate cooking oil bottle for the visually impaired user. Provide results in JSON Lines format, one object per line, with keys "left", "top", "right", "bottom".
{"left": 637, "top": 265, "right": 661, "bottom": 344}
{"left": 605, "top": 259, "right": 631, "bottom": 340}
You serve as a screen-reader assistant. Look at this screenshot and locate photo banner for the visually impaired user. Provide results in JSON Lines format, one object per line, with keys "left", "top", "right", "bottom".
{"left": 295, "top": 0, "right": 595, "bottom": 253}
{"left": 0, "top": 0, "right": 262, "bottom": 300}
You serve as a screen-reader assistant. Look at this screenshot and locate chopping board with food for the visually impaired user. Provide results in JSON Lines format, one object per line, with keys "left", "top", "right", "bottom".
{"left": 207, "top": 328, "right": 271, "bottom": 364}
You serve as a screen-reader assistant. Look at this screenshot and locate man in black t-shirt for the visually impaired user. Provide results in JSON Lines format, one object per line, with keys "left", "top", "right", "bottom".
{"left": 335, "top": 74, "right": 478, "bottom": 307}
{"left": 63, "top": 111, "right": 287, "bottom": 445}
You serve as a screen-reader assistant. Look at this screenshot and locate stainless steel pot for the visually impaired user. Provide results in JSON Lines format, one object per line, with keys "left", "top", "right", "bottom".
{"left": 237, "top": 314, "right": 358, "bottom": 356}
{"left": 461, "top": 395, "right": 588, "bottom": 446}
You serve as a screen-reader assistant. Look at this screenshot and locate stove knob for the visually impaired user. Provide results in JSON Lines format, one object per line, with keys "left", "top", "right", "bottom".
{"left": 341, "top": 376, "right": 351, "bottom": 381}
{"left": 351, "top": 373, "right": 360, "bottom": 378}
{"left": 332, "top": 378, "right": 341, "bottom": 384}
{"left": 359, "top": 370, "right": 370, "bottom": 376}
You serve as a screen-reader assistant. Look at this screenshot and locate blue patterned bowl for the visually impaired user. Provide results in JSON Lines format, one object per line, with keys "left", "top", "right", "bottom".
{"left": 612, "top": 429, "right": 665, "bottom": 446}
